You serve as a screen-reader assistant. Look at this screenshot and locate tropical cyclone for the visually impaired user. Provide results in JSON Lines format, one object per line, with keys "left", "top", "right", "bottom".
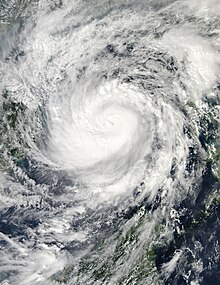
{"left": 0, "top": 0, "right": 219, "bottom": 285}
